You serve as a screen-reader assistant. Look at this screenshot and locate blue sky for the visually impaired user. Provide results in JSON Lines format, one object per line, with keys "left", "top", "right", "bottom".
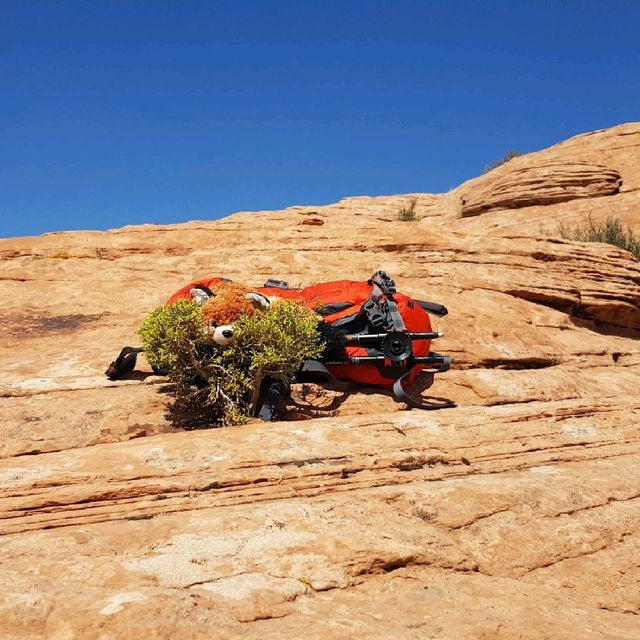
{"left": 1, "top": 1, "right": 639, "bottom": 237}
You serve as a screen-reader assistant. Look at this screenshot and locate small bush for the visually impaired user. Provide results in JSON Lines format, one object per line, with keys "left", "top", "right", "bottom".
{"left": 138, "top": 299, "right": 207, "bottom": 377}
{"left": 219, "top": 301, "right": 324, "bottom": 415}
{"left": 398, "top": 199, "right": 417, "bottom": 221}
{"left": 484, "top": 149, "right": 524, "bottom": 173}
{"left": 560, "top": 215, "right": 640, "bottom": 261}
{"left": 138, "top": 298, "right": 323, "bottom": 427}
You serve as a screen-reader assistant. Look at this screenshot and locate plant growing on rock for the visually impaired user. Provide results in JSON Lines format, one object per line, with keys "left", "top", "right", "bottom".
{"left": 560, "top": 215, "right": 640, "bottom": 261}
{"left": 138, "top": 299, "right": 208, "bottom": 376}
{"left": 484, "top": 149, "right": 524, "bottom": 173}
{"left": 218, "top": 301, "right": 324, "bottom": 415}
{"left": 138, "top": 298, "right": 323, "bottom": 427}
{"left": 397, "top": 199, "right": 417, "bottom": 221}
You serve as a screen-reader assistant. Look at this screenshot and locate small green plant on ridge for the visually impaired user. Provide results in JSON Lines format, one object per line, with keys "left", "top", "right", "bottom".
{"left": 484, "top": 149, "right": 524, "bottom": 173}
{"left": 398, "top": 199, "right": 417, "bottom": 221}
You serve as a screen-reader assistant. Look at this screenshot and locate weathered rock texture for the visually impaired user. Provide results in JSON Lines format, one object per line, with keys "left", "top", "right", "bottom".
{"left": 460, "top": 162, "right": 622, "bottom": 217}
{"left": 1, "top": 123, "right": 639, "bottom": 639}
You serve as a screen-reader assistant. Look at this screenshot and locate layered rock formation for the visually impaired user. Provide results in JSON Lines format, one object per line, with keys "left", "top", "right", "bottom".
{"left": 459, "top": 162, "right": 622, "bottom": 217}
{"left": 1, "top": 123, "right": 639, "bottom": 638}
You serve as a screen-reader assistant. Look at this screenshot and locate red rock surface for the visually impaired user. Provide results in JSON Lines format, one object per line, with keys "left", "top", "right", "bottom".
{"left": 1, "top": 123, "right": 639, "bottom": 638}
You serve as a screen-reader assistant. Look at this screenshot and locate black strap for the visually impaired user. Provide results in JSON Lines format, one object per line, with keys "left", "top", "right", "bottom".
{"left": 105, "top": 347, "right": 144, "bottom": 380}
{"left": 297, "top": 360, "right": 355, "bottom": 391}
{"left": 317, "top": 302, "right": 355, "bottom": 316}
{"left": 392, "top": 368, "right": 456, "bottom": 410}
{"left": 257, "top": 380, "right": 289, "bottom": 421}
{"left": 416, "top": 300, "right": 448, "bottom": 317}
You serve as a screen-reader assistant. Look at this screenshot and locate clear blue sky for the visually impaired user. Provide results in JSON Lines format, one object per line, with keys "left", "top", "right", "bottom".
{"left": 2, "top": 1, "right": 639, "bottom": 238}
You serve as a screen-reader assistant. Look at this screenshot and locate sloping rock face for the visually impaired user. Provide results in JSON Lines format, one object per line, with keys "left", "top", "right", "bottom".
{"left": 1, "top": 123, "right": 639, "bottom": 639}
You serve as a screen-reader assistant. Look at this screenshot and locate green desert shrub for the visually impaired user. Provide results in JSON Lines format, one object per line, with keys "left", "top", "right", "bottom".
{"left": 560, "top": 215, "right": 640, "bottom": 261}
{"left": 138, "top": 299, "right": 207, "bottom": 377}
{"left": 219, "top": 300, "right": 324, "bottom": 416}
{"left": 484, "top": 149, "right": 524, "bottom": 173}
{"left": 397, "top": 199, "right": 417, "bottom": 221}
{"left": 138, "top": 298, "right": 322, "bottom": 427}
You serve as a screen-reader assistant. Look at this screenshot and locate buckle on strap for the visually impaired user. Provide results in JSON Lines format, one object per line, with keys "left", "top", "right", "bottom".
{"left": 369, "top": 271, "right": 397, "bottom": 294}
{"left": 363, "top": 299, "right": 388, "bottom": 329}
{"left": 366, "top": 271, "right": 405, "bottom": 332}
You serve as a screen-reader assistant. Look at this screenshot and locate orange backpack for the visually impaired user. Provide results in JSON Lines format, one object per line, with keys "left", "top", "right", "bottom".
{"left": 165, "top": 271, "right": 453, "bottom": 412}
